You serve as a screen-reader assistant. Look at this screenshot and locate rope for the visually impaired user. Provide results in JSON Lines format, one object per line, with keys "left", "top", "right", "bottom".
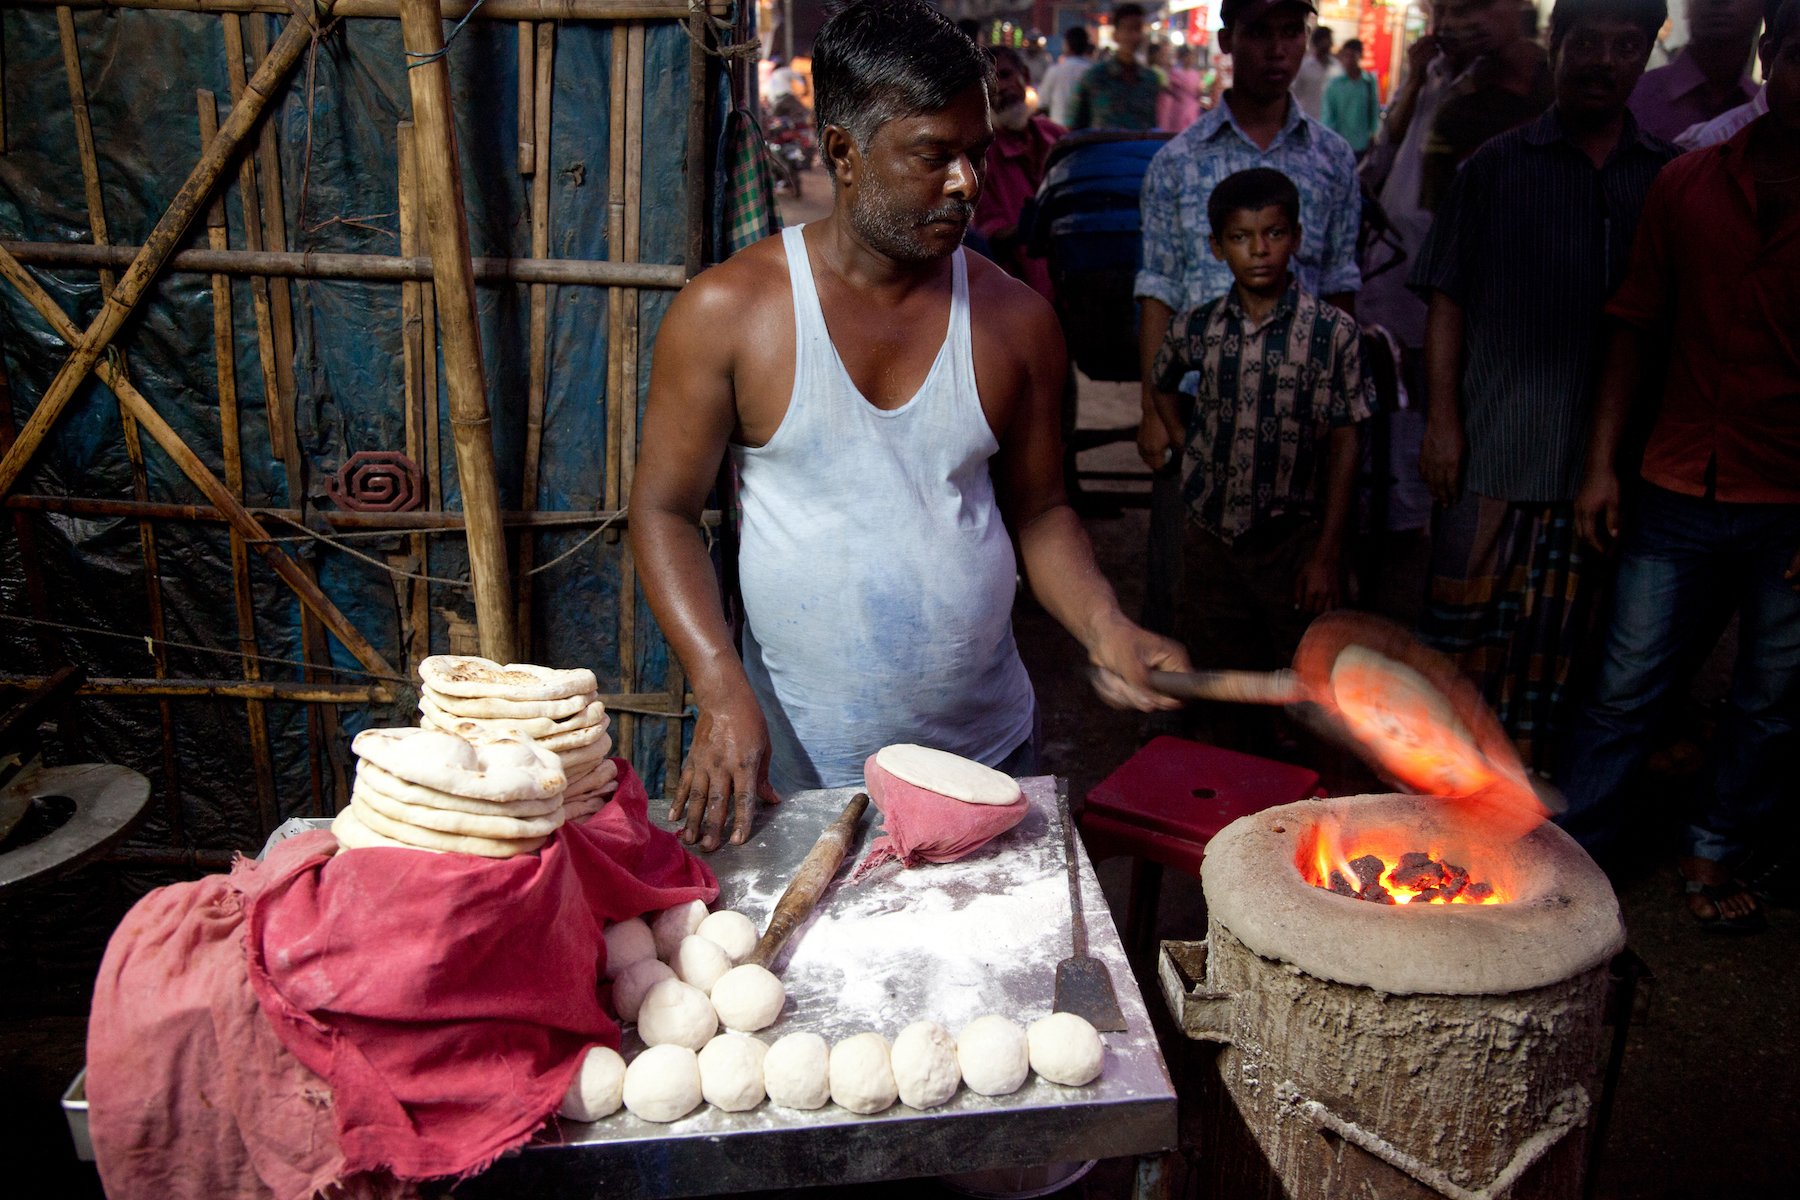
{"left": 683, "top": 5, "right": 762, "bottom": 61}
{"left": 406, "top": 0, "right": 490, "bottom": 69}
{"left": 0, "top": 613, "right": 410, "bottom": 685}
{"left": 255, "top": 508, "right": 626, "bottom": 586}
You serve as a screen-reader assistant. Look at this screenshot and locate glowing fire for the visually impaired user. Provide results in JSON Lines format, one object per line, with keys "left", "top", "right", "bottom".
{"left": 1297, "top": 820, "right": 1508, "bottom": 905}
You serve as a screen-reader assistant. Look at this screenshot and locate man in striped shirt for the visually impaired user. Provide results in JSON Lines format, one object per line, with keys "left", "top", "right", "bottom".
{"left": 1409, "top": 0, "right": 1678, "bottom": 771}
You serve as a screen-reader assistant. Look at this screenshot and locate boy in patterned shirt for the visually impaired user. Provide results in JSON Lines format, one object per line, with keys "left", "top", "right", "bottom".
{"left": 1140, "top": 168, "right": 1370, "bottom": 730}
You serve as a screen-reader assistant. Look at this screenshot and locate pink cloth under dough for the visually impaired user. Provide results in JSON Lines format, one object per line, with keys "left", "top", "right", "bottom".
{"left": 850, "top": 754, "right": 1028, "bottom": 882}
{"left": 87, "top": 761, "right": 716, "bottom": 1196}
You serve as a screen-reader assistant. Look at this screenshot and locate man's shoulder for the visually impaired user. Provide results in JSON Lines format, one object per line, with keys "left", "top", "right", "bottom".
{"left": 1302, "top": 292, "right": 1361, "bottom": 345}
{"left": 964, "top": 249, "right": 1060, "bottom": 341}
{"left": 677, "top": 232, "right": 791, "bottom": 318}
{"left": 1174, "top": 293, "right": 1230, "bottom": 332}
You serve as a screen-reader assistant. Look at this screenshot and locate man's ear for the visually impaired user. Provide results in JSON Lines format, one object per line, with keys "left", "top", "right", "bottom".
{"left": 820, "top": 125, "right": 859, "bottom": 186}
{"left": 1208, "top": 233, "right": 1226, "bottom": 262}
{"left": 1218, "top": 25, "right": 1236, "bottom": 56}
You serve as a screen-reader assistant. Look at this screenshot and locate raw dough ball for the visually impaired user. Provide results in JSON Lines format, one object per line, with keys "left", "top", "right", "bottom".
{"left": 613, "top": 957, "right": 676, "bottom": 1023}
{"left": 873, "top": 743, "right": 1022, "bottom": 805}
{"left": 622, "top": 1044, "right": 702, "bottom": 1123}
{"left": 890, "top": 1021, "right": 961, "bottom": 1110}
{"left": 697, "top": 1033, "right": 769, "bottom": 1112}
{"left": 957, "top": 1015, "right": 1029, "bottom": 1096}
{"left": 709, "top": 964, "right": 786, "bottom": 1032}
{"left": 763, "top": 1032, "right": 831, "bottom": 1110}
{"left": 558, "top": 1046, "right": 626, "bottom": 1121}
{"left": 829, "top": 1032, "right": 898, "bottom": 1114}
{"left": 603, "top": 918, "right": 657, "bottom": 981}
{"left": 653, "top": 900, "right": 710, "bottom": 960}
{"left": 636, "top": 978, "right": 717, "bottom": 1051}
{"left": 696, "top": 910, "right": 759, "bottom": 963}
{"left": 675, "top": 934, "right": 734, "bottom": 994}
{"left": 1027, "top": 1012, "right": 1104, "bottom": 1087}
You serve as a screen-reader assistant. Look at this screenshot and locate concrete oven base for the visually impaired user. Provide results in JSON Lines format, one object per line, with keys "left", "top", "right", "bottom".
{"left": 1195, "top": 921, "right": 1609, "bottom": 1200}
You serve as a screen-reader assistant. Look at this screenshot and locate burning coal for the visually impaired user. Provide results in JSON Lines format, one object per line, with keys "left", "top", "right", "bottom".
{"left": 1297, "top": 819, "right": 1507, "bottom": 905}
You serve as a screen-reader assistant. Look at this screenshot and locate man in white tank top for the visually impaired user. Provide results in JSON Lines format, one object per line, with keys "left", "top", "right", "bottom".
{"left": 632, "top": 0, "right": 1190, "bottom": 850}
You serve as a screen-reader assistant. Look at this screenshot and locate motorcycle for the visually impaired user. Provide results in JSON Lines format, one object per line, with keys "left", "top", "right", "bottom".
{"left": 762, "top": 98, "right": 815, "bottom": 199}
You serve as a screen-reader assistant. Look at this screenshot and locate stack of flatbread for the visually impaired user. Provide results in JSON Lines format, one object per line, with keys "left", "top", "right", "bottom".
{"left": 333, "top": 726, "right": 568, "bottom": 857}
{"left": 418, "top": 655, "right": 621, "bottom": 821}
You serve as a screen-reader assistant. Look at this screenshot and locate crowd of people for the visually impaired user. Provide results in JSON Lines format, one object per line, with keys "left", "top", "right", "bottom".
{"left": 954, "top": 0, "right": 1796, "bottom": 933}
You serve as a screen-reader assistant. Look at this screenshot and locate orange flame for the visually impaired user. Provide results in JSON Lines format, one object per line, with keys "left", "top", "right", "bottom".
{"left": 1296, "top": 818, "right": 1509, "bottom": 905}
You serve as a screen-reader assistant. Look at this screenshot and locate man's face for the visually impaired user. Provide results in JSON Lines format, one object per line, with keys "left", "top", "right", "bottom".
{"left": 1552, "top": 16, "right": 1653, "bottom": 123}
{"left": 1688, "top": 0, "right": 1763, "bottom": 45}
{"left": 836, "top": 84, "right": 991, "bottom": 264}
{"left": 1337, "top": 44, "right": 1362, "bottom": 72}
{"left": 1115, "top": 15, "right": 1147, "bottom": 56}
{"left": 1764, "top": 29, "right": 1800, "bottom": 129}
{"left": 1436, "top": 0, "right": 1520, "bottom": 61}
{"left": 1220, "top": 7, "right": 1311, "bottom": 101}
{"left": 1208, "top": 204, "right": 1298, "bottom": 292}
{"left": 1312, "top": 28, "right": 1334, "bottom": 58}
{"left": 993, "top": 59, "right": 1028, "bottom": 112}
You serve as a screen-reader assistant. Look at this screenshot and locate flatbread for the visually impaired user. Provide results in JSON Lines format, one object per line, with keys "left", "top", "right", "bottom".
{"left": 418, "top": 694, "right": 609, "bottom": 739}
{"left": 420, "top": 655, "right": 597, "bottom": 701}
{"left": 564, "top": 758, "right": 619, "bottom": 794}
{"left": 355, "top": 762, "right": 566, "bottom": 818}
{"left": 332, "top": 806, "right": 442, "bottom": 854}
{"left": 352, "top": 727, "right": 564, "bottom": 801}
{"left": 873, "top": 744, "right": 1022, "bottom": 806}
{"left": 354, "top": 784, "right": 567, "bottom": 839}
{"left": 550, "top": 736, "right": 614, "bottom": 771}
{"left": 351, "top": 796, "right": 551, "bottom": 857}
{"left": 562, "top": 795, "right": 607, "bottom": 821}
{"left": 1328, "top": 646, "right": 1491, "bottom": 798}
{"left": 535, "top": 722, "right": 613, "bottom": 754}
{"left": 423, "top": 687, "right": 597, "bottom": 720}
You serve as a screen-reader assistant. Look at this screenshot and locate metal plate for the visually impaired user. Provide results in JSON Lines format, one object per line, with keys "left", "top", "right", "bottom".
{"left": 0, "top": 761, "right": 151, "bottom": 893}
{"left": 458, "top": 777, "right": 1177, "bottom": 1198}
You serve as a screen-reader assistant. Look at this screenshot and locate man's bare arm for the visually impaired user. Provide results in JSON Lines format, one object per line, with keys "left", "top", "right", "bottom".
{"left": 1574, "top": 320, "right": 1654, "bottom": 553}
{"left": 631, "top": 273, "right": 779, "bottom": 850}
{"left": 1419, "top": 291, "right": 1466, "bottom": 506}
{"left": 1136, "top": 297, "right": 1184, "bottom": 470}
{"left": 994, "top": 288, "right": 1190, "bottom": 709}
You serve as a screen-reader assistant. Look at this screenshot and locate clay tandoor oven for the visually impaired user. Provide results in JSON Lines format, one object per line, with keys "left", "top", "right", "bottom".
{"left": 1165, "top": 793, "right": 1624, "bottom": 1199}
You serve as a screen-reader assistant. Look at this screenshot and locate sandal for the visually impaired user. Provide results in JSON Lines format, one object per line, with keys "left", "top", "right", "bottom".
{"left": 1684, "top": 878, "right": 1767, "bottom": 934}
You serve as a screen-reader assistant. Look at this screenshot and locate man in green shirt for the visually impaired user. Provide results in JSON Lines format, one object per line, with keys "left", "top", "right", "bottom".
{"left": 1323, "top": 38, "right": 1381, "bottom": 154}
{"left": 1068, "top": 3, "right": 1162, "bottom": 130}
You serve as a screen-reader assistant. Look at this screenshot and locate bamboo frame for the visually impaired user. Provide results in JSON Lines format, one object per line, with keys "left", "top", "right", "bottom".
{"left": 59, "top": 5, "right": 185, "bottom": 837}
{"left": 15, "top": 0, "right": 730, "bottom": 16}
{"left": 0, "top": 677, "right": 388, "bottom": 702}
{"left": 0, "top": 3, "right": 323, "bottom": 498}
{"left": 2, "top": 494, "right": 717, "bottom": 528}
{"left": 199, "top": 88, "right": 281, "bottom": 837}
{"left": 515, "top": 20, "right": 554, "bottom": 658}
{"left": 401, "top": 0, "right": 516, "bottom": 663}
{"left": 517, "top": 21, "right": 535, "bottom": 176}
{"left": 2, "top": 241, "right": 689, "bottom": 287}
{"left": 398, "top": 121, "right": 430, "bottom": 680}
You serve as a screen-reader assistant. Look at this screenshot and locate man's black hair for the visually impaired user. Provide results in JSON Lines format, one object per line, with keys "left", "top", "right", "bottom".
{"left": 1114, "top": 3, "right": 1147, "bottom": 23}
{"left": 1769, "top": 0, "right": 1800, "bottom": 54}
{"left": 957, "top": 17, "right": 981, "bottom": 39}
{"left": 814, "top": 0, "right": 994, "bottom": 158}
{"left": 1311, "top": 24, "right": 1335, "bottom": 43}
{"left": 1548, "top": 0, "right": 1668, "bottom": 47}
{"left": 1063, "top": 26, "right": 1092, "bottom": 54}
{"left": 1206, "top": 168, "right": 1302, "bottom": 235}
{"left": 991, "top": 44, "right": 1030, "bottom": 82}
{"left": 1341, "top": 37, "right": 1363, "bottom": 53}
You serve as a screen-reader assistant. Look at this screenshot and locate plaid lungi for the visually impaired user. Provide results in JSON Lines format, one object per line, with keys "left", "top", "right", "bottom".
{"left": 1418, "top": 492, "right": 1602, "bottom": 772}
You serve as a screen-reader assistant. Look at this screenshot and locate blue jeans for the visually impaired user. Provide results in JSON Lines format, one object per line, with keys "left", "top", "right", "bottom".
{"left": 1557, "top": 485, "right": 1800, "bottom": 863}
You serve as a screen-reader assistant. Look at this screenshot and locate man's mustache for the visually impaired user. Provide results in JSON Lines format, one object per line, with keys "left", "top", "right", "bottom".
{"left": 918, "top": 199, "right": 976, "bottom": 225}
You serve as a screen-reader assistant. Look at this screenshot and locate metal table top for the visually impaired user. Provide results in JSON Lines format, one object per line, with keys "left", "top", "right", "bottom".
{"left": 459, "top": 776, "right": 1177, "bottom": 1198}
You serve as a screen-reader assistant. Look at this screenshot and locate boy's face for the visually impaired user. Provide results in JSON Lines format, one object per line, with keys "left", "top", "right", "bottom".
{"left": 1208, "top": 204, "right": 1298, "bottom": 293}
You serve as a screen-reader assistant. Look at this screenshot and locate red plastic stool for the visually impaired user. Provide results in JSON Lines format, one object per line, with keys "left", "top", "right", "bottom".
{"left": 1081, "top": 736, "right": 1323, "bottom": 963}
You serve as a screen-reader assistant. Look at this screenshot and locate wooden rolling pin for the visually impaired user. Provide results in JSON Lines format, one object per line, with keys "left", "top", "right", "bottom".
{"left": 746, "top": 792, "right": 868, "bottom": 970}
{"left": 1147, "top": 668, "right": 1307, "bottom": 706}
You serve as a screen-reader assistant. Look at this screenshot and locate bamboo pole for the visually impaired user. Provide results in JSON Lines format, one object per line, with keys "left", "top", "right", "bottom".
{"left": 0, "top": 243, "right": 401, "bottom": 691}
{"left": 0, "top": 675, "right": 387, "bottom": 701}
{"left": 1, "top": 241, "right": 690, "bottom": 288}
{"left": 616, "top": 20, "right": 645, "bottom": 760}
{"left": 516, "top": 21, "right": 535, "bottom": 176}
{"left": 685, "top": 0, "right": 706, "bottom": 278}
{"left": 199, "top": 89, "right": 281, "bottom": 837}
{"left": 1, "top": 494, "right": 726, "bottom": 529}
{"left": 0, "top": 4, "right": 326, "bottom": 499}
{"left": 400, "top": 0, "right": 516, "bottom": 663}
{"left": 19, "top": 0, "right": 731, "bottom": 17}
{"left": 61, "top": 6, "right": 184, "bottom": 838}
{"left": 604, "top": 24, "right": 626, "bottom": 536}
{"left": 514, "top": 19, "right": 553, "bottom": 657}
{"left": 398, "top": 120, "right": 430, "bottom": 679}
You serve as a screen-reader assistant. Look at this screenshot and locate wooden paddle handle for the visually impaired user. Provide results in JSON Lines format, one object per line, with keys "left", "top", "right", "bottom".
{"left": 746, "top": 792, "right": 869, "bottom": 969}
{"left": 1149, "top": 668, "right": 1306, "bottom": 706}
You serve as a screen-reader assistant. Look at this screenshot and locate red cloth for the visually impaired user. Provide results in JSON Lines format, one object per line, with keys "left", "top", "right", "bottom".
{"left": 973, "top": 114, "right": 1064, "bottom": 301}
{"left": 1605, "top": 116, "right": 1800, "bottom": 505}
{"left": 850, "top": 754, "right": 1028, "bottom": 881}
{"left": 88, "top": 762, "right": 715, "bottom": 1196}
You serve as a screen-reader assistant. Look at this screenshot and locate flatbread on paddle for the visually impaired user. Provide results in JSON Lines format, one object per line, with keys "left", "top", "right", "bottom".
{"left": 332, "top": 806, "right": 442, "bottom": 854}
{"left": 423, "top": 687, "right": 597, "bottom": 720}
{"left": 351, "top": 727, "right": 564, "bottom": 802}
{"left": 873, "top": 744, "right": 1022, "bottom": 806}
{"left": 350, "top": 796, "right": 551, "bottom": 857}
{"left": 420, "top": 655, "right": 597, "bottom": 701}
{"left": 354, "top": 783, "right": 567, "bottom": 839}
{"left": 355, "top": 762, "right": 566, "bottom": 818}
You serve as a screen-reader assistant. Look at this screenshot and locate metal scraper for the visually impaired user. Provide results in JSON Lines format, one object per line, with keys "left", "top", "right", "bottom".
{"left": 1053, "top": 779, "right": 1126, "bottom": 1032}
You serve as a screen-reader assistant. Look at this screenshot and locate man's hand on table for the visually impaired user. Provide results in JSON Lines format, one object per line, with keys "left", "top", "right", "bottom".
{"left": 1086, "top": 612, "right": 1191, "bottom": 711}
{"left": 672, "top": 688, "right": 782, "bottom": 851}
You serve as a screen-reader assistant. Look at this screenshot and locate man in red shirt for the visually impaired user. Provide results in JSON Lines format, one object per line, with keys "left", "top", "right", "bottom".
{"left": 973, "top": 46, "right": 1065, "bottom": 300}
{"left": 1562, "top": 0, "right": 1800, "bottom": 932}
